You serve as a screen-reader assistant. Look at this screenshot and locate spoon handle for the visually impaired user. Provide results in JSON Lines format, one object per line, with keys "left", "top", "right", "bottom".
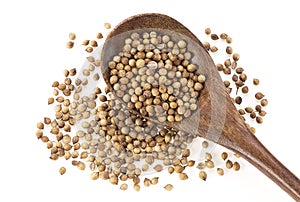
{"left": 241, "top": 138, "right": 300, "bottom": 201}
{"left": 219, "top": 99, "right": 300, "bottom": 201}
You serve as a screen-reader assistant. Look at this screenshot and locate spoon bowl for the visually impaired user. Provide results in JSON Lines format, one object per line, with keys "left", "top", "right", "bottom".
{"left": 101, "top": 13, "right": 300, "bottom": 201}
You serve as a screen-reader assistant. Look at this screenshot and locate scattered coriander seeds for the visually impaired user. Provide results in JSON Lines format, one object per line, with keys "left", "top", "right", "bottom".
{"left": 37, "top": 25, "right": 270, "bottom": 192}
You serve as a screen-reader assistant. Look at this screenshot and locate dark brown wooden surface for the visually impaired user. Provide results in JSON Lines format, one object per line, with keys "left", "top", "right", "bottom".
{"left": 101, "top": 13, "right": 300, "bottom": 201}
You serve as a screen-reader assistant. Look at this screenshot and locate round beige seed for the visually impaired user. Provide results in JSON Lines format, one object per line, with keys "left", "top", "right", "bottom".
{"left": 199, "top": 171, "right": 207, "bottom": 181}
{"left": 59, "top": 167, "right": 66, "bottom": 175}
{"left": 164, "top": 184, "right": 174, "bottom": 191}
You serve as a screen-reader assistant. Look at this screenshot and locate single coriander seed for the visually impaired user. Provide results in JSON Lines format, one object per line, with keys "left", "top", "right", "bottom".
{"left": 104, "top": 22, "right": 111, "bottom": 29}
{"left": 69, "top": 33, "right": 76, "bottom": 40}
{"left": 59, "top": 167, "right": 66, "bottom": 175}
{"left": 199, "top": 171, "right": 207, "bottom": 181}
{"left": 211, "top": 34, "right": 219, "bottom": 40}
{"left": 253, "top": 78, "right": 260, "bottom": 85}
{"left": 261, "top": 99, "right": 268, "bottom": 107}
{"left": 255, "top": 92, "right": 264, "bottom": 100}
{"left": 205, "top": 28, "right": 211, "bottom": 35}
{"left": 233, "top": 162, "right": 241, "bottom": 171}
{"left": 217, "top": 168, "right": 224, "bottom": 176}
{"left": 164, "top": 184, "right": 174, "bottom": 191}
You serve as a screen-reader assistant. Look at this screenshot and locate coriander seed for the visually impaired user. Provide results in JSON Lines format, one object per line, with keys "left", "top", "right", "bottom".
{"left": 199, "top": 171, "right": 207, "bottom": 181}
{"left": 37, "top": 122, "right": 44, "bottom": 129}
{"left": 164, "top": 184, "right": 174, "bottom": 191}
{"left": 104, "top": 22, "right": 111, "bottom": 29}
{"left": 205, "top": 28, "right": 211, "bottom": 35}
{"left": 59, "top": 167, "right": 66, "bottom": 175}
{"left": 256, "top": 116, "right": 263, "bottom": 124}
{"left": 66, "top": 41, "right": 74, "bottom": 49}
{"left": 90, "top": 172, "right": 99, "bottom": 180}
{"left": 96, "top": 32, "right": 103, "bottom": 39}
{"left": 242, "top": 86, "right": 249, "bottom": 94}
{"left": 253, "top": 78, "right": 260, "bottom": 85}
{"left": 202, "top": 140, "right": 209, "bottom": 148}
{"left": 226, "top": 160, "right": 233, "bottom": 169}
{"left": 233, "top": 162, "right": 240, "bottom": 171}
{"left": 151, "top": 177, "right": 159, "bottom": 185}
{"left": 255, "top": 92, "right": 264, "bottom": 100}
{"left": 232, "top": 53, "right": 240, "bottom": 61}
{"left": 220, "top": 33, "right": 228, "bottom": 39}
{"left": 210, "top": 46, "right": 218, "bottom": 52}
{"left": 69, "top": 33, "right": 76, "bottom": 40}
{"left": 85, "top": 47, "right": 93, "bottom": 53}
{"left": 179, "top": 173, "right": 188, "bottom": 180}
{"left": 226, "top": 46, "right": 233, "bottom": 54}
{"left": 217, "top": 168, "right": 224, "bottom": 176}
{"left": 235, "top": 96, "right": 242, "bottom": 105}
{"left": 82, "top": 40, "right": 90, "bottom": 46}
{"left": 120, "top": 183, "right": 128, "bottom": 191}
{"left": 211, "top": 34, "right": 219, "bottom": 40}
{"left": 261, "top": 99, "right": 268, "bottom": 107}
{"left": 221, "top": 152, "right": 228, "bottom": 160}
{"left": 226, "top": 36, "right": 232, "bottom": 44}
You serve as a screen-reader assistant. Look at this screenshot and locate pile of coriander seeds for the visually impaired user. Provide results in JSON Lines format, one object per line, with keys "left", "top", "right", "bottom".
{"left": 35, "top": 23, "right": 268, "bottom": 191}
{"left": 107, "top": 31, "right": 206, "bottom": 124}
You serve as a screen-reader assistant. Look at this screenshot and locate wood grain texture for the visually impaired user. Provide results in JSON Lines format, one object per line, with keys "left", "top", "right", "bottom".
{"left": 101, "top": 13, "right": 300, "bottom": 201}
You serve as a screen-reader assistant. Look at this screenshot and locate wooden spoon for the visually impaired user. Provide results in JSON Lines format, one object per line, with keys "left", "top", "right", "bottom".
{"left": 101, "top": 13, "right": 300, "bottom": 201}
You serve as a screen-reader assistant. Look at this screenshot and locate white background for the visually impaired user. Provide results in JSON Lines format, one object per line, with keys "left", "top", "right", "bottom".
{"left": 0, "top": 0, "right": 299, "bottom": 201}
